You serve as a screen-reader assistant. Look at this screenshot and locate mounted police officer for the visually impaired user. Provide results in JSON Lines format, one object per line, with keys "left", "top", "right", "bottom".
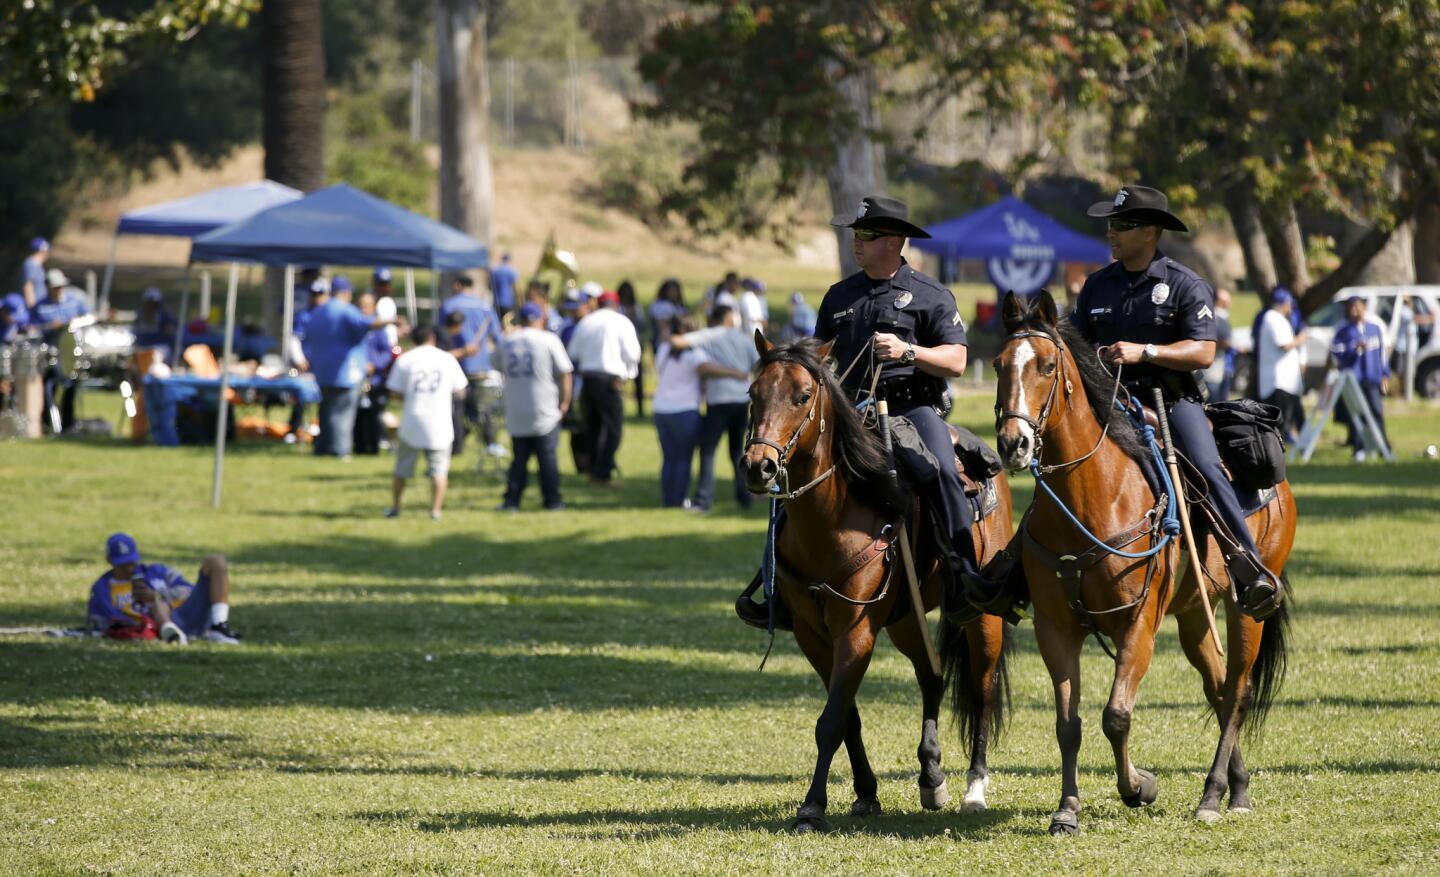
{"left": 1072, "top": 184, "right": 1282, "bottom": 619}
{"left": 736, "top": 196, "right": 988, "bottom": 627}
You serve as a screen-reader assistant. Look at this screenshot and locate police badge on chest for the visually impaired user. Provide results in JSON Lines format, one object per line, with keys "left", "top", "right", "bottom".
{"left": 1151, "top": 283, "right": 1171, "bottom": 305}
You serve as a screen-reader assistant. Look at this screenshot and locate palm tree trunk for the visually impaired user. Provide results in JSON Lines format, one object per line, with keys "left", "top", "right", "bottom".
{"left": 436, "top": 0, "right": 494, "bottom": 254}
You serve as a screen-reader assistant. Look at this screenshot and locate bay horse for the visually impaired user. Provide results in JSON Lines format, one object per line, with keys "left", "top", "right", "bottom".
{"left": 991, "top": 290, "right": 1294, "bottom": 833}
{"left": 741, "top": 333, "right": 1014, "bottom": 833}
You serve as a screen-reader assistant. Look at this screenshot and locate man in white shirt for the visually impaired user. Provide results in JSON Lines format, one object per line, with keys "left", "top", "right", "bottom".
{"left": 498, "top": 303, "right": 575, "bottom": 511}
{"left": 566, "top": 289, "right": 641, "bottom": 485}
{"left": 1257, "top": 288, "right": 1307, "bottom": 440}
{"left": 383, "top": 324, "right": 470, "bottom": 521}
{"left": 669, "top": 293, "right": 760, "bottom": 511}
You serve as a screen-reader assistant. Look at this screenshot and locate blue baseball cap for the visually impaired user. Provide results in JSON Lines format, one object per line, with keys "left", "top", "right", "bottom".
{"left": 518, "top": 302, "right": 544, "bottom": 322}
{"left": 373, "top": 267, "right": 393, "bottom": 283}
{"left": 106, "top": 532, "right": 141, "bottom": 566}
{"left": 1270, "top": 287, "right": 1294, "bottom": 307}
{"left": 331, "top": 276, "right": 353, "bottom": 293}
{"left": 142, "top": 287, "right": 164, "bottom": 303}
{"left": 30, "top": 237, "right": 49, "bottom": 253}
{"left": 1, "top": 292, "right": 25, "bottom": 314}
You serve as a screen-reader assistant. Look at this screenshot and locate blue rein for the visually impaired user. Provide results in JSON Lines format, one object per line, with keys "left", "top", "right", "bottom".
{"left": 1027, "top": 404, "right": 1180, "bottom": 559}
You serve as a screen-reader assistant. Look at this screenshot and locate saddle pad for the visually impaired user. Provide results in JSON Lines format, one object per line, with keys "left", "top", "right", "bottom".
{"left": 1238, "top": 483, "right": 1279, "bottom": 518}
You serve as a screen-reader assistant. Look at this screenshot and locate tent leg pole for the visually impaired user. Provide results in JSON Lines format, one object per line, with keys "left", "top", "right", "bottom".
{"left": 282, "top": 265, "right": 295, "bottom": 373}
{"left": 431, "top": 270, "right": 439, "bottom": 316}
{"left": 174, "top": 265, "right": 192, "bottom": 364}
{"left": 212, "top": 264, "right": 240, "bottom": 509}
{"left": 99, "top": 235, "right": 118, "bottom": 315}
{"left": 405, "top": 269, "right": 417, "bottom": 325}
{"left": 200, "top": 270, "right": 212, "bottom": 325}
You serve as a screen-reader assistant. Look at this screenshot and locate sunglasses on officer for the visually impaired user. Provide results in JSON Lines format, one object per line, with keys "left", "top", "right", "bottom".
{"left": 852, "top": 228, "right": 895, "bottom": 242}
{"left": 1107, "top": 218, "right": 1153, "bottom": 233}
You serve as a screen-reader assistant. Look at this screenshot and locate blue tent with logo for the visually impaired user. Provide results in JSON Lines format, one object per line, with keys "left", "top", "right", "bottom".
{"left": 909, "top": 196, "right": 1110, "bottom": 296}
{"left": 189, "top": 183, "right": 489, "bottom": 270}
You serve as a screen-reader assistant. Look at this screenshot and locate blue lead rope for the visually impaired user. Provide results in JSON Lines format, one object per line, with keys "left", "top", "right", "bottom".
{"left": 1028, "top": 418, "right": 1180, "bottom": 560}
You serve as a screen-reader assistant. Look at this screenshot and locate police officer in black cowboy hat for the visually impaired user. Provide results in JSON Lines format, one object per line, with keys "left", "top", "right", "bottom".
{"left": 1072, "top": 184, "right": 1282, "bottom": 618}
{"left": 736, "top": 195, "right": 987, "bottom": 626}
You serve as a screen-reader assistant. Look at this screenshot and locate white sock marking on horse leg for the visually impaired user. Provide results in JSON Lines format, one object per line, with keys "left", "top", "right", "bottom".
{"left": 962, "top": 774, "right": 989, "bottom": 812}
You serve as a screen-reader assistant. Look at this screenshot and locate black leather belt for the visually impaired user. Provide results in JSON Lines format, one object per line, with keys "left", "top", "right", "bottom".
{"left": 880, "top": 376, "right": 944, "bottom": 406}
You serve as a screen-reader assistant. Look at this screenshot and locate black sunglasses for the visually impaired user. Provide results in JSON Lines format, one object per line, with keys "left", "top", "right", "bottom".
{"left": 852, "top": 228, "right": 895, "bottom": 242}
{"left": 1107, "top": 218, "right": 1151, "bottom": 232}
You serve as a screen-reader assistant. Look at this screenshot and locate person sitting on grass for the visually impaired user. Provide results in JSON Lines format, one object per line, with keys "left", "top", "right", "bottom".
{"left": 87, "top": 533, "right": 242, "bottom": 645}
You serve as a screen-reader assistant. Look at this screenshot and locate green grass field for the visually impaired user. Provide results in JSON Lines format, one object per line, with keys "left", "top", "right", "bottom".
{"left": 2, "top": 390, "right": 1438, "bottom": 875}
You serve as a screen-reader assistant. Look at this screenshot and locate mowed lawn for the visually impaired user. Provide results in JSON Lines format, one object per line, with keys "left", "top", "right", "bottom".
{"left": 2, "top": 390, "right": 1438, "bottom": 876}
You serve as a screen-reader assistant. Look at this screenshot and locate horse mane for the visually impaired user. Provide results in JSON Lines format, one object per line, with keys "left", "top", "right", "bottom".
{"left": 758, "top": 337, "right": 908, "bottom": 515}
{"left": 1009, "top": 301, "right": 1150, "bottom": 467}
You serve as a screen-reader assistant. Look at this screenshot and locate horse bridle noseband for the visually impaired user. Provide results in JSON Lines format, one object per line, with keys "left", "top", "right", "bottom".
{"left": 745, "top": 363, "right": 835, "bottom": 500}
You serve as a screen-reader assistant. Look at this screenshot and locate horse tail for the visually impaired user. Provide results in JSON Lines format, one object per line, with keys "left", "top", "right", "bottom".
{"left": 939, "top": 616, "right": 1012, "bottom": 755}
{"left": 1244, "top": 571, "right": 1292, "bottom": 740}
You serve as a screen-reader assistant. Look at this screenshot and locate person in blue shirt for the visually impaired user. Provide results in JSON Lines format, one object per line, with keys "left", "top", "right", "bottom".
{"left": 353, "top": 290, "right": 398, "bottom": 455}
{"left": 286, "top": 280, "right": 328, "bottom": 442}
{"left": 19, "top": 237, "right": 49, "bottom": 309}
{"left": 440, "top": 274, "right": 503, "bottom": 455}
{"left": 783, "top": 291, "right": 818, "bottom": 341}
{"left": 1, "top": 292, "right": 29, "bottom": 344}
{"left": 490, "top": 253, "right": 518, "bottom": 319}
{"left": 87, "top": 532, "right": 242, "bottom": 644}
{"left": 132, "top": 287, "right": 179, "bottom": 354}
{"left": 32, "top": 268, "right": 90, "bottom": 433}
{"left": 1331, "top": 295, "right": 1390, "bottom": 460}
{"left": 302, "top": 276, "right": 393, "bottom": 457}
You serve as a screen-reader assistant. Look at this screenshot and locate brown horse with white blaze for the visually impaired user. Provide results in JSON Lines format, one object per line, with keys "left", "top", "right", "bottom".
{"left": 741, "top": 332, "right": 1014, "bottom": 833}
{"left": 992, "top": 290, "right": 1295, "bottom": 834}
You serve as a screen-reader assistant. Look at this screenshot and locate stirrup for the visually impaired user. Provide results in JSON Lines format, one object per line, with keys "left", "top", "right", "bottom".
{"left": 958, "top": 550, "right": 1029, "bottom": 626}
{"left": 735, "top": 569, "right": 793, "bottom": 632}
{"left": 1227, "top": 553, "right": 1283, "bottom": 621}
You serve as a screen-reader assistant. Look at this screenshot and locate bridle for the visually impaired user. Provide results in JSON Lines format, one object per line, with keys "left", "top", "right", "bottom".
{"left": 745, "top": 361, "right": 836, "bottom": 500}
{"left": 995, "top": 327, "right": 1124, "bottom": 476}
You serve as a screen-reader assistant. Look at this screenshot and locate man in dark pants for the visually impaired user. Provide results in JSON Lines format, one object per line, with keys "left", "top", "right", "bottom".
{"left": 737, "top": 196, "right": 977, "bottom": 626}
{"left": 497, "top": 304, "right": 574, "bottom": 510}
{"left": 566, "top": 289, "right": 640, "bottom": 484}
{"left": 1331, "top": 295, "right": 1390, "bottom": 460}
{"left": 1073, "top": 184, "right": 1282, "bottom": 619}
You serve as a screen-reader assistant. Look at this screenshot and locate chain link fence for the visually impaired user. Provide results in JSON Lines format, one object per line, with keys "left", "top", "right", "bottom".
{"left": 409, "top": 56, "right": 648, "bottom": 150}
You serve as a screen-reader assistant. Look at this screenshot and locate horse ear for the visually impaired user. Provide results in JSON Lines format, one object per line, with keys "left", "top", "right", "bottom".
{"left": 1035, "top": 288, "right": 1059, "bottom": 326}
{"left": 817, "top": 337, "right": 836, "bottom": 364}
{"left": 753, "top": 327, "right": 773, "bottom": 357}
{"left": 1001, "top": 290, "right": 1027, "bottom": 332}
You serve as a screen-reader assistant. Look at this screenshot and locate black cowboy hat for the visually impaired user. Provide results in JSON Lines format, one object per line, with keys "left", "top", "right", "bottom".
{"left": 830, "top": 195, "right": 932, "bottom": 239}
{"left": 1086, "top": 184, "right": 1189, "bottom": 232}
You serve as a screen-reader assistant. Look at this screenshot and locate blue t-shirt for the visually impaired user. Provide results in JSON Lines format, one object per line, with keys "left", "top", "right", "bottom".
{"left": 490, "top": 264, "right": 518, "bottom": 310}
{"left": 301, "top": 298, "right": 374, "bottom": 388}
{"left": 1, "top": 293, "right": 29, "bottom": 343}
{"left": 133, "top": 308, "right": 179, "bottom": 349}
{"left": 1331, "top": 319, "right": 1389, "bottom": 385}
{"left": 364, "top": 326, "right": 394, "bottom": 373}
{"left": 87, "top": 563, "right": 196, "bottom": 629}
{"left": 31, "top": 292, "right": 89, "bottom": 344}
{"left": 440, "top": 293, "right": 501, "bottom": 374}
{"left": 21, "top": 257, "right": 46, "bottom": 303}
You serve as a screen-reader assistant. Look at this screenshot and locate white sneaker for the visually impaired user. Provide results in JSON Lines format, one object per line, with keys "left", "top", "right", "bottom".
{"left": 487, "top": 442, "right": 510, "bottom": 458}
{"left": 160, "top": 622, "right": 188, "bottom": 645}
{"left": 430, "top": 510, "right": 443, "bottom": 522}
{"left": 1354, "top": 449, "right": 1367, "bottom": 462}
{"left": 203, "top": 624, "right": 241, "bottom": 645}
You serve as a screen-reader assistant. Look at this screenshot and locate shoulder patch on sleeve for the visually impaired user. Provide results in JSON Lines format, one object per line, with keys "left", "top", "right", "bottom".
{"left": 1197, "top": 305, "right": 1214, "bottom": 320}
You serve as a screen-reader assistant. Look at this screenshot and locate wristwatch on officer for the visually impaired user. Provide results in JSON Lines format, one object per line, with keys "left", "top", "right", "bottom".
{"left": 900, "top": 343, "right": 917, "bottom": 364}
{"left": 1141, "top": 343, "right": 1159, "bottom": 363}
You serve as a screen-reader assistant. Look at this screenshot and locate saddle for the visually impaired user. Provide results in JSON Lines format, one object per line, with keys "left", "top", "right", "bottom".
{"left": 888, "top": 417, "right": 1003, "bottom": 521}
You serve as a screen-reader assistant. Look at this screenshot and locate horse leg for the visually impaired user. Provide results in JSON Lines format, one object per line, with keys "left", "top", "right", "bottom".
{"left": 843, "top": 704, "right": 883, "bottom": 817}
{"left": 887, "top": 613, "right": 949, "bottom": 810}
{"left": 789, "top": 616, "right": 879, "bottom": 833}
{"left": 962, "top": 613, "right": 1006, "bottom": 813}
{"left": 1034, "top": 614, "right": 1085, "bottom": 835}
{"left": 1196, "top": 602, "right": 1265, "bottom": 824}
{"left": 1103, "top": 624, "right": 1160, "bottom": 809}
{"left": 1175, "top": 602, "right": 1251, "bottom": 813}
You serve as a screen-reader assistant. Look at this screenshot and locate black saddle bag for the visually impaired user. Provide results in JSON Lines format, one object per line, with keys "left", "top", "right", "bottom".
{"left": 1205, "top": 399, "right": 1286, "bottom": 489}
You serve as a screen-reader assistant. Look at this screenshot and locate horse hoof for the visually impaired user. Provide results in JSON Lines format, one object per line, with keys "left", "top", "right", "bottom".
{"left": 850, "top": 797, "right": 883, "bottom": 818}
{"left": 1195, "top": 807, "right": 1223, "bottom": 825}
{"left": 789, "top": 804, "right": 832, "bottom": 834}
{"left": 1228, "top": 805, "right": 1253, "bottom": 815}
{"left": 960, "top": 775, "right": 988, "bottom": 813}
{"left": 788, "top": 815, "right": 833, "bottom": 834}
{"left": 919, "top": 780, "right": 950, "bottom": 811}
{"left": 1047, "top": 810, "right": 1079, "bottom": 836}
{"left": 1121, "top": 768, "right": 1159, "bottom": 808}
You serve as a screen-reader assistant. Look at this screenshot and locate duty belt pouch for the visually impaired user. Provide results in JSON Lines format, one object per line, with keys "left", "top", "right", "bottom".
{"left": 1205, "top": 399, "right": 1287, "bottom": 489}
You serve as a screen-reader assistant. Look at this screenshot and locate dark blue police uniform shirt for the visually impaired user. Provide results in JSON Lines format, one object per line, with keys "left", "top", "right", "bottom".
{"left": 1069, "top": 250, "right": 1216, "bottom": 384}
{"left": 815, "top": 259, "right": 967, "bottom": 394}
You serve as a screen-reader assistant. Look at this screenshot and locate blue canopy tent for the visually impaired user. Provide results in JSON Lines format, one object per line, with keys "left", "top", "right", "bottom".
{"left": 910, "top": 196, "right": 1111, "bottom": 297}
{"left": 187, "top": 183, "right": 490, "bottom": 507}
{"left": 99, "top": 181, "right": 303, "bottom": 319}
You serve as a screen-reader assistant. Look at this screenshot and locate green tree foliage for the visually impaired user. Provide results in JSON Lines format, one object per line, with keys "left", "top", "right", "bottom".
{"left": 0, "top": 0, "right": 257, "bottom": 109}
{"left": 328, "top": 91, "right": 432, "bottom": 214}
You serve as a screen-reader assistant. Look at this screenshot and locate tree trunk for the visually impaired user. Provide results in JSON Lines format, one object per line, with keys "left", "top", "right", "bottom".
{"left": 1415, "top": 200, "right": 1440, "bottom": 283}
{"left": 1223, "top": 180, "right": 1277, "bottom": 296}
{"left": 436, "top": 0, "right": 494, "bottom": 259}
{"left": 260, "top": 0, "right": 326, "bottom": 334}
{"left": 1258, "top": 197, "right": 1310, "bottom": 294}
{"left": 825, "top": 60, "right": 881, "bottom": 280}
